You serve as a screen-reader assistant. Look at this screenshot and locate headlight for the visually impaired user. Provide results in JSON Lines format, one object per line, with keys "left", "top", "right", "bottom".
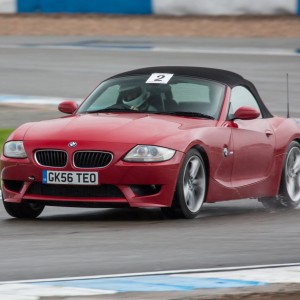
{"left": 3, "top": 141, "right": 27, "bottom": 158}
{"left": 124, "top": 145, "right": 175, "bottom": 162}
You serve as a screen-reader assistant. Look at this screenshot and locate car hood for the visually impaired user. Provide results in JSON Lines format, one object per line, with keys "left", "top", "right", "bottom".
{"left": 22, "top": 113, "right": 216, "bottom": 149}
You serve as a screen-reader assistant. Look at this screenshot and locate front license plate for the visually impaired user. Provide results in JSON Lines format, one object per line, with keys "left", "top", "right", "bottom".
{"left": 42, "top": 170, "right": 98, "bottom": 185}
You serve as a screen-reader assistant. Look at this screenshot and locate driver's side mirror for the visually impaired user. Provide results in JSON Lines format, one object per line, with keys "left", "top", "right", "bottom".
{"left": 58, "top": 101, "right": 78, "bottom": 114}
{"left": 232, "top": 106, "right": 260, "bottom": 120}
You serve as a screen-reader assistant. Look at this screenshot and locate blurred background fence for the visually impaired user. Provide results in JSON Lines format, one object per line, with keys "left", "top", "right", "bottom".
{"left": 0, "top": 0, "right": 299, "bottom": 15}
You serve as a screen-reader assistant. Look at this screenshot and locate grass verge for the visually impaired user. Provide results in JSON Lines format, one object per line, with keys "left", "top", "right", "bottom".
{"left": 0, "top": 128, "right": 13, "bottom": 153}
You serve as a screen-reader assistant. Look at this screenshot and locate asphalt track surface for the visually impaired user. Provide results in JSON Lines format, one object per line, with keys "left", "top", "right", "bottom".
{"left": 0, "top": 36, "right": 300, "bottom": 282}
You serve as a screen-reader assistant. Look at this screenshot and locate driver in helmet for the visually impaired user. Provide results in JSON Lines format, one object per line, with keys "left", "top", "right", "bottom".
{"left": 120, "top": 84, "right": 154, "bottom": 111}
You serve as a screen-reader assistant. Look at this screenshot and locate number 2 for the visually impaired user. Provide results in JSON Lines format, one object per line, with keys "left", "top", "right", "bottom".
{"left": 154, "top": 75, "right": 165, "bottom": 82}
{"left": 146, "top": 73, "right": 174, "bottom": 84}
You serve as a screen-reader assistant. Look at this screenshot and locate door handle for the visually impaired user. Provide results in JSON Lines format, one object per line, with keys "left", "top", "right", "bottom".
{"left": 265, "top": 130, "right": 273, "bottom": 137}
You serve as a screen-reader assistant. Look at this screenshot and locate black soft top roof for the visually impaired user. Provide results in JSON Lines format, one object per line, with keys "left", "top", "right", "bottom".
{"left": 111, "top": 66, "right": 245, "bottom": 87}
{"left": 110, "top": 66, "right": 273, "bottom": 118}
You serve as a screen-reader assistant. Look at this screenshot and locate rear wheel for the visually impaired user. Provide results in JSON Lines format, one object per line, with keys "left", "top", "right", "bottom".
{"left": 162, "top": 149, "right": 207, "bottom": 219}
{"left": 260, "top": 141, "right": 300, "bottom": 210}
{"left": 2, "top": 200, "right": 45, "bottom": 219}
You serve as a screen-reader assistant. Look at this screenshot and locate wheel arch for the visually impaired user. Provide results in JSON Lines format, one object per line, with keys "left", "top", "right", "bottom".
{"left": 277, "top": 139, "right": 300, "bottom": 208}
{"left": 293, "top": 138, "right": 300, "bottom": 146}
{"left": 189, "top": 145, "right": 210, "bottom": 202}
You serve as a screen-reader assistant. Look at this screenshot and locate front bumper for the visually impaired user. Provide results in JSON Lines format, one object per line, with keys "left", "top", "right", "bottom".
{"left": 1, "top": 151, "right": 183, "bottom": 208}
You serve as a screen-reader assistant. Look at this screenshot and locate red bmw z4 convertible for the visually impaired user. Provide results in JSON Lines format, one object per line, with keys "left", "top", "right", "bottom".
{"left": 1, "top": 66, "right": 300, "bottom": 219}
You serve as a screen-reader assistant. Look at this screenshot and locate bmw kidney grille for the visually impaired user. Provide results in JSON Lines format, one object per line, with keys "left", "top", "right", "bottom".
{"left": 35, "top": 150, "right": 113, "bottom": 168}
{"left": 73, "top": 151, "right": 113, "bottom": 168}
{"left": 35, "top": 150, "right": 68, "bottom": 168}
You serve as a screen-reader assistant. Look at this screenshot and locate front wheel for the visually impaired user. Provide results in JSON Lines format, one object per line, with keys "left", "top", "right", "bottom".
{"left": 162, "top": 149, "right": 207, "bottom": 219}
{"left": 259, "top": 141, "right": 300, "bottom": 210}
{"left": 3, "top": 200, "right": 45, "bottom": 219}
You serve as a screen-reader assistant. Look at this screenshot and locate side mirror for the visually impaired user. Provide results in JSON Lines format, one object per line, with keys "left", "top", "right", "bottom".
{"left": 58, "top": 101, "right": 78, "bottom": 114}
{"left": 233, "top": 106, "right": 260, "bottom": 120}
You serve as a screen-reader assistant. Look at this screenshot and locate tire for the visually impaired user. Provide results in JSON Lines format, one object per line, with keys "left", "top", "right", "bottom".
{"left": 259, "top": 141, "right": 300, "bottom": 210}
{"left": 259, "top": 196, "right": 282, "bottom": 211}
{"left": 162, "top": 149, "right": 207, "bottom": 219}
{"left": 2, "top": 200, "right": 45, "bottom": 219}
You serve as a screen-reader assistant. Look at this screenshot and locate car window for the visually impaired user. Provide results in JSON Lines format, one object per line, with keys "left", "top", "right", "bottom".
{"left": 229, "top": 86, "right": 262, "bottom": 118}
{"left": 86, "top": 85, "right": 119, "bottom": 111}
{"left": 78, "top": 75, "right": 225, "bottom": 119}
{"left": 171, "top": 83, "right": 210, "bottom": 103}
{"left": 169, "top": 79, "right": 224, "bottom": 117}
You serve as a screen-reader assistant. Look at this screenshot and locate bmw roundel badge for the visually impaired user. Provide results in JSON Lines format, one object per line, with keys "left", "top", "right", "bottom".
{"left": 68, "top": 141, "right": 77, "bottom": 148}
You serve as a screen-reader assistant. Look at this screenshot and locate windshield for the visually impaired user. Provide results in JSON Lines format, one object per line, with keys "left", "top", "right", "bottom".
{"left": 78, "top": 75, "right": 226, "bottom": 119}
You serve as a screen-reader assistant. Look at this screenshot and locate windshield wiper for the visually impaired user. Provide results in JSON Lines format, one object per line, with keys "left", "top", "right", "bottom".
{"left": 153, "top": 111, "right": 215, "bottom": 120}
{"left": 87, "top": 108, "right": 143, "bottom": 113}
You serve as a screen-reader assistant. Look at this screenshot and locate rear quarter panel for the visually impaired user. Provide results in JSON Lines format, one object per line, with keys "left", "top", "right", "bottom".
{"left": 268, "top": 116, "right": 300, "bottom": 194}
{"left": 270, "top": 117, "right": 300, "bottom": 155}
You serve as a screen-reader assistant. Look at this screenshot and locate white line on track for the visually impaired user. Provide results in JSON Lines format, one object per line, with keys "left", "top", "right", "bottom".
{"left": 0, "top": 95, "right": 82, "bottom": 105}
{"left": 2, "top": 263, "right": 300, "bottom": 284}
{"left": 0, "top": 44, "right": 298, "bottom": 56}
{"left": 153, "top": 46, "right": 300, "bottom": 57}
{"left": 0, "top": 284, "right": 115, "bottom": 300}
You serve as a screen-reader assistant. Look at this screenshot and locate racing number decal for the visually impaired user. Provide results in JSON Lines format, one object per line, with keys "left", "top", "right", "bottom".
{"left": 154, "top": 75, "right": 165, "bottom": 82}
{"left": 146, "top": 73, "right": 174, "bottom": 84}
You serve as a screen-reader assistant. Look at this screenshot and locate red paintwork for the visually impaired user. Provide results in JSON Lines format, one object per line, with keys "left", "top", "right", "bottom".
{"left": 234, "top": 106, "right": 260, "bottom": 120}
{"left": 1, "top": 86, "right": 300, "bottom": 209}
{"left": 58, "top": 101, "right": 78, "bottom": 114}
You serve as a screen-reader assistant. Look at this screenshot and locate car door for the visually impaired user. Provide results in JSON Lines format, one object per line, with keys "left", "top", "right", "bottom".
{"left": 229, "top": 86, "right": 275, "bottom": 188}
